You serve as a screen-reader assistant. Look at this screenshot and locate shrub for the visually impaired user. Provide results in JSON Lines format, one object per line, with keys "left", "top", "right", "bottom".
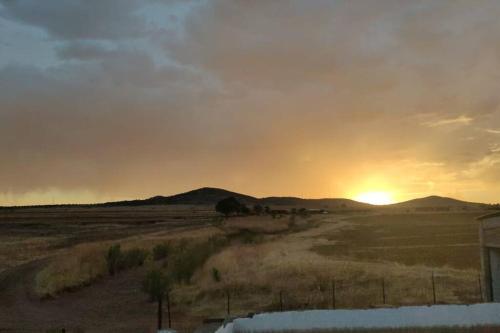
{"left": 241, "top": 230, "right": 261, "bottom": 244}
{"left": 106, "top": 244, "right": 122, "bottom": 275}
{"left": 106, "top": 245, "right": 150, "bottom": 275}
{"left": 172, "top": 253, "right": 196, "bottom": 284}
{"left": 153, "top": 242, "right": 171, "bottom": 261}
{"left": 142, "top": 269, "right": 171, "bottom": 302}
{"left": 119, "top": 248, "right": 149, "bottom": 270}
{"left": 171, "top": 236, "right": 228, "bottom": 284}
{"left": 240, "top": 204, "right": 251, "bottom": 215}
{"left": 253, "top": 204, "right": 264, "bottom": 215}
{"left": 212, "top": 267, "right": 221, "bottom": 283}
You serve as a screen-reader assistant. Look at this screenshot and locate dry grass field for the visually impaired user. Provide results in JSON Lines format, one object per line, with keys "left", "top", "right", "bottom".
{"left": 0, "top": 206, "right": 495, "bottom": 332}
{"left": 184, "top": 212, "right": 485, "bottom": 320}
{"left": 0, "top": 205, "right": 216, "bottom": 273}
{"left": 310, "top": 212, "right": 482, "bottom": 270}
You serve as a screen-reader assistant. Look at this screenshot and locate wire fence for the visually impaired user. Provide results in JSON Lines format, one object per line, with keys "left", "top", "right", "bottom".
{"left": 169, "top": 272, "right": 485, "bottom": 333}
{"left": 10, "top": 272, "right": 485, "bottom": 333}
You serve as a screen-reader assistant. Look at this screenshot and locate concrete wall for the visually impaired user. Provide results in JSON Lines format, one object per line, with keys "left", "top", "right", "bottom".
{"left": 489, "top": 248, "right": 500, "bottom": 302}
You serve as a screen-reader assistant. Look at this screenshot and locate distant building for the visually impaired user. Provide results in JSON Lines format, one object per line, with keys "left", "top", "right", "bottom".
{"left": 479, "top": 212, "right": 500, "bottom": 301}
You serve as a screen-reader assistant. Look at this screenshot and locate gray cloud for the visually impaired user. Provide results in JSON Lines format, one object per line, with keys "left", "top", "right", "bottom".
{"left": 0, "top": 0, "right": 152, "bottom": 40}
{"left": 1, "top": 0, "right": 500, "bottom": 204}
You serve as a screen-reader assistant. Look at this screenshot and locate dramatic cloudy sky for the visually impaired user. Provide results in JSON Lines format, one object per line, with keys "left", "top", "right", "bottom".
{"left": 1, "top": 0, "right": 500, "bottom": 205}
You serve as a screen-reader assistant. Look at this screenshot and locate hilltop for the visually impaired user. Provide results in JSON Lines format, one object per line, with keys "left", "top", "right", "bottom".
{"left": 389, "top": 195, "right": 487, "bottom": 209}
{"left": 95, "top": 188, "right": 372, "bottom": 209}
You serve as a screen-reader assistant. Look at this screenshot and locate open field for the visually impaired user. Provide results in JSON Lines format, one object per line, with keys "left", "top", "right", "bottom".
{"left": 0, "top": 205, "right": 216, "bottom": 273}
{"left": 310, "top": 212, "right": 482, "bottom": 270}
{"left": 0, "top": 206, "right": 495, "bottom": 332}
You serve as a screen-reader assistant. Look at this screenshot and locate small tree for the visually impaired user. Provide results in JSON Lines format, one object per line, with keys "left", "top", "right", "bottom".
{"left": 215, "top": 197, "right": 244, "bottom": 216}
{"left": 253, "top": 204, "right": 264, "bottom": 215}
{"left": 106, "top": 244, "right": 122, "bottom": 276}
{"left": 212, "top": 267, "right": 221, "bottom": 283}
{"left": 143, "top": 269, "right": 172, "bottom": 330}
{"left": 240, "top": 204, "right": 250, "bottom": 215}
{"left": 120, "top": 248, "right": 149, "bottom": 269}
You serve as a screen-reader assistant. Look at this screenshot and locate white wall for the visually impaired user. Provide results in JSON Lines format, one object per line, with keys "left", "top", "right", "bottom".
{"left": 489, "top": 248, "right": 500, "bottom": 302}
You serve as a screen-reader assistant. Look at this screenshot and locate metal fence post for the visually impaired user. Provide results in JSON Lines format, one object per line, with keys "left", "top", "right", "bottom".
{"left": 382, "top": 278, "right": 386, "bottom": 305}
{"left": 431, "top": 272, "right": 437, "bottom": 305}
{"left": 478, "top": 273, "right": 483, "bottom": 302}
{"left": 332, "top": 280, "right": 336, "bottom": 309}
{"left": 167, "top": 291, "right": 172, "bottom": 328}
{"left": 226, "top": 290, "right": 230, "bottom": 316}
{"left": 158, "top": 297, "right": 163, "bottom": 330}
{"left": 279, "top": 290, "right": 283, "bottom": 312}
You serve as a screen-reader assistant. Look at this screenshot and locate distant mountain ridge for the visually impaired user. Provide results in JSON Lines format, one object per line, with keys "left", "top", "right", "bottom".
{"left": 0, "top": 187, "right": 490, "bottom": 209}
{"left": 389, "top": 195, "right": 486, "bottom": 208}
{"left": 95, "top": 187, "right": 371, "bottom": 209}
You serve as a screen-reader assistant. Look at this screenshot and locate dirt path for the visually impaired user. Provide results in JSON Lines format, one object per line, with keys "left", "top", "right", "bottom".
{"left": 0, "top": 258, "right": 192, "bottom": 333}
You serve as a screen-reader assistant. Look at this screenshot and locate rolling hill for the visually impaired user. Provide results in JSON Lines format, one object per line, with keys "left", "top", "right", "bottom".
{"left": 0, "top": 188, "right": 490, "bottom": 210}
{"left": 91, "top": 187, "right": 259, "bottom": 206}
{"left": 96, "top": 188, "right": 372, "bottom": 209}
{"left": 389, "top": 195, "right": 487, "bottom": 209}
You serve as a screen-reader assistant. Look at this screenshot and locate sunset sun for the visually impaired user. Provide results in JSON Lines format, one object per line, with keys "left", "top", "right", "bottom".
{"left": 355, "top": 191, "right": 394, "bottom": 205}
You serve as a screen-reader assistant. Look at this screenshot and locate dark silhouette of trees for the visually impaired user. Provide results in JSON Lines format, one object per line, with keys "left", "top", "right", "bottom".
{"left": 253, "top": 204, "right": 264, "bottom": 215}
{"left": 215, "top": 197, "right": 249, "bottom": 216}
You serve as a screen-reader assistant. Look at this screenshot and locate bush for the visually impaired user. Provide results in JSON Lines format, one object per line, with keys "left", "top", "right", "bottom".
{"left": 171, "top": 236, "right": 228, "bottom": 284}
{"left": 172, "top": 254, "right": 196, "bottom": 284}
{"left": 106, "top": 244, "right": 122, "bottom": 275}
{"left": 153, "top": 242, "right": 171, "bottom": 261}
{"left": 106, "top": 244, "right": 149, "bottom": 275}
{"left": 253, "top": 204, "right": 264, "bottom": 215}
{"left": 212, "top": 267, "right": 221, "bottom": 283}
{"left": 119, "top": 248, "right": 149, "bottom": 270}
{"left": 241, "top": 230, "right": 261, "bottom": 244}
{"left": 142, "top": 269, "right": 171, "bottom": 302}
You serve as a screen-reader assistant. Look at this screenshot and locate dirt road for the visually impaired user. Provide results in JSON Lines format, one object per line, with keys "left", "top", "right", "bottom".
{"left": 0, "top": 259, "right": 172, "bottom": 333}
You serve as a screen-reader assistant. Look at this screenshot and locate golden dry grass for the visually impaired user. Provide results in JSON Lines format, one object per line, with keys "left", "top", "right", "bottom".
{"left": 175, "top": 213, "right": 483, "bottom": 318}
{"left": 0, "top": 235, "right": 61, "bottom": 273}
{"left": 25, "top": 210, "right": 489, "bottom": 326}
{"left": 222, "top": 216, "right": 291, "bottom": 234}
{"left": 35, "top": 243, "right": 107, "bottom": 297}
{"left": 33, "top": 225, "right": 223, "bottom": 298}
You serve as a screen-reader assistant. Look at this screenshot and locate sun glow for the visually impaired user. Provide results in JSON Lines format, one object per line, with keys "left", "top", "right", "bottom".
{"left": 355, "top": 191, "right": 394, "bottom": 205}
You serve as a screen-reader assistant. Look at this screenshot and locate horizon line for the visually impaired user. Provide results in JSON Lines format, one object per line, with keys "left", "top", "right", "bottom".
{"left": 0, "top": 186, "right": 496, "bottom": 208}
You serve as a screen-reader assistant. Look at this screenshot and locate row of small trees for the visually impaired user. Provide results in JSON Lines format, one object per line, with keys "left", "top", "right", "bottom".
{"left": 105, "top": 237, "right": 228, "bottom": 330}
{"left": 215, "top": 196, "right": 312, "bottom": 218}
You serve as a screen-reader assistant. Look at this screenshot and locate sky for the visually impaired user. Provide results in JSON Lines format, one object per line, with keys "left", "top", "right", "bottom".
{"left": 0, "top": 0, "right": 499, "bottom": 205}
